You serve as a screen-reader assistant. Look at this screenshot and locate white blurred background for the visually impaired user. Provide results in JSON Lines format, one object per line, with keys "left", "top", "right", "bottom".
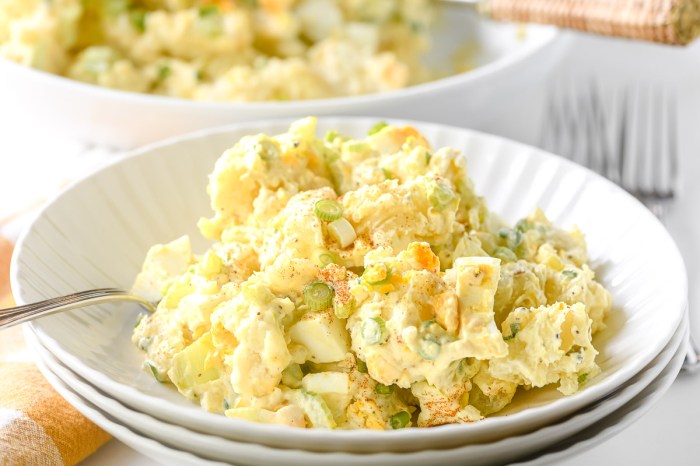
{"left": 1, "top": 31, "right": 698, "bottom": 465}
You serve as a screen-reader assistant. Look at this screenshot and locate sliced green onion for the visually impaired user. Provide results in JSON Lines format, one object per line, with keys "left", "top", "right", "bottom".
{"left": 562, "top": 269, "right": 578, "bottom": 279}
{"left": 515, "top": 218, "right": 535, "bottom": 232}
{"left": 503, "top": 322, "right": 521, "bottom": 341}
{"left": 315, "top": 250, "right": 337, "bottom": 267}
{"left": 198, "top": 5, "right": 220, "bottom": 16}
{"left": 344, "top": 141, "right": 370, "bottom": 153}
{"left": 418, "top": 320, "right": 442, "bottom": 360}
{"left": 105, "top": 0, "right": 129, "bottom": 16}
{"left": 510, "top": 322, "right": 521, "bottom": 337}
{"left": 410, "top": 21, "right": 423, "bottom": 32}
{"left": 196, "top": 4, "right": 223, "bottom": 36}
{"left": 223, "top": 399, "right": 231, "bottom": 410}
{"left": 577, "top": 373, "right": 589, "bottom": 385}
{"left": 130, "top": 9, "right": 146, "bottom": 32}
{"left": 146, "top": 361, "right": 167, "bottom": 382}
{"left": 429, "top": 182, "right": 455, "bottom": 210}
{"left": 425, "top": 151, "right": 433, "bottom": 164}
{"left": 381, "top": 167, "right": 393, "bottom": 180}
{"left": 138, "top": 336, "right": 153, "bottom": 351}
{"left": 498, "top": 228, "right": 523, "bottom": 249}
{"left": 303, "top": 282, "right": 334, "bottom": 311}
{"left": 390, "top": 411, "right": 411, "bottom": 429}
{"left": 328, "top": 217, "right": 356, "bottom": 248}
{"left": 375, "top": 383, "right": 394, "bottom": 395}
{"left": 417, "top": 338, "right": 441, "bottom": 360}
{"left": 493, "top": 247, "right": 517, "bottom": 263}
{"left": 333, "top": 298, "right": 354, "bottom": 319}
{"left": 255, "top": 139, "right": 280, "bottom": 161}
{"left": 157, "top": 64, "right": 171, "bottom": 80}
{"left": 357, "top": 359, "right": 368, "bottom": 373}
{"left": 314, "top": 200, "right": 343, "bottom": 221}
{"left": 420, "top": 319, "right": 441, "bottom": 334}
{"left": 361, "top": 317, "right": 387, "bottom": 345}
{"left": 134, "top": 314, "right": 145, "bottom": 329}
{"left": 362, "top": 262, "right": 391, "bottom": 285}
{"left": 323, "top": 147, "right": 340, "bottom": 163}
{"left": 324, "top": 130, "right": 339, "bottom": 143}
{"left": 510, "top": 229, "right": 523, "bottom": 248}
{"left": 281, "top": 363, "right": 304, "bottom": 388}
{"left": 368, "top": 121, "right": 388, "bottom": 135}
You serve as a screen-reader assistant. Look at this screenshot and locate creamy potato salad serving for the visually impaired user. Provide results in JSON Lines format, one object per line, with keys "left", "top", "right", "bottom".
{"left": 132, "top": 118, "right": 612, "bottom": 429}
{"left": 0, "top": 0, "right": 436, "bottom": 101}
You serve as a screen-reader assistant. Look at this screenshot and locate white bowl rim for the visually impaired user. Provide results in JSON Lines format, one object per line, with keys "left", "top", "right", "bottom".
{"left": 12, "top": 115, "right": 689, "bottom": 444}
{"left": 24, "top": 313, "right": 687, "bottom": 462}
{"left": 0, "top": 23, "right": 559, "bottom": 111}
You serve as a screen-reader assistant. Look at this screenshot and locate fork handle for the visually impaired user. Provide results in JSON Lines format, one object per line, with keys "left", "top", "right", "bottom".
{"left": 0, "top": 289, "right": 155, "bottom": 330}
{"left": 483, "top": 0, "right": 700, "bottom": 45}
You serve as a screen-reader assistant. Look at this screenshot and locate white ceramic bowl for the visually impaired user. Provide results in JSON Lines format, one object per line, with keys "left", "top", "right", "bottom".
{"left": 0, "top": 9, "right": 562, "bottom": 149}
{"left": 12, "top": 117, "right": 688, "bottom": 453}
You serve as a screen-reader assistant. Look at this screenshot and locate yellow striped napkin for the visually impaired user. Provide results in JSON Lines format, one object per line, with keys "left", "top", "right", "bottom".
{"left": 0, "top": 237, "right": 111, "bottom": 465}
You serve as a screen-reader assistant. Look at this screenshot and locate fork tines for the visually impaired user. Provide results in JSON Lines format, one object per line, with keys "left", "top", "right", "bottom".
{"left": 541, "top": 80, "right": 679, "bottom": 211}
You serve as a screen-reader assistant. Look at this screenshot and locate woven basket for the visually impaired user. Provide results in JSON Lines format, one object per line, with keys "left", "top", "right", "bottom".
{"left": 485, "top": 0, "right": 700, "bottom": 45}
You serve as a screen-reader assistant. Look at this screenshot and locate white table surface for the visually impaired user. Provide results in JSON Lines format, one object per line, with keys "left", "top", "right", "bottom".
{"left": 2, "top": 32, "right": 699, "bottom": 466}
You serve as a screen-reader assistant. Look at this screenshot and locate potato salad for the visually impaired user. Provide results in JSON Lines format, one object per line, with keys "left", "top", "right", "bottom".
{"left": 132, "top": 118, "right": 612, "bottom": 429}
{"left": 0, "top": 0, "right": 435, "bottom": 101}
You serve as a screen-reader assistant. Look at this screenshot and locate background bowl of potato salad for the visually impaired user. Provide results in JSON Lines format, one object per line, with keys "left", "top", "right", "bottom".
{"left": 0, "top": 1, "right": 561, "bottom": 148}
{"left": 13, "top": 117, "right": 687, "bottom": 453}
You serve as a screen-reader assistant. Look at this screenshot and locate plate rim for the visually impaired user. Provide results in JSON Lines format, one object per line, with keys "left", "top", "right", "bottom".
{"left": 25, "top": 319, "right": 689, "bottom": 466}
{"left": 24, "top": 315, "right": 688, "bottom": 462}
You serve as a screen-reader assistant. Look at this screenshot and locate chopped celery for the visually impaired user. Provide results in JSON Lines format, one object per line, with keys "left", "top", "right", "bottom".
{"left": 324, "top": 130, "right": 339, "bottom": 143}
{"left": 333, "top": 297, "right": 354, "bottom": 319}
{"left": 130, "top": 9, "right": 146, "bottom": 32}
{"left": 328, "top": 218, "right": 356, "bottom": 248}
{"left": 146, "top": 361, "right": 168, "bottom": 383}
{"left": 255, "top": 139, "right": 280, "bottom": 161}
{"left": 493, "top": 247, "right": 517, "bottom": 263}
{"left": 375, "top": 383, "right": 394, "bottom": 395}
{"left": 428, "top": 182, "right": 455, "bottom": 210}
{"left": 503, "top": 322, "right": 521, "bottom": 341}
{"left": 169, "top": 333, "right": 220, "bottom": 392}
{"left": 198, "top": 5, "right": 219, "bottom": 16}
{"left": 390, "top": 411, "right": 410, "bottom": 429}
{"left": 498, "top": 228, "right": 523, "bottom": 249}
{"left": 282, "top": 363, "right": 304, "bottom": 389}
{"left": 296, "top": 389, "right": 336, "bottom": 429}
{"left": 157, "top": 64, "right": 171, "bottom": 80}
{"left": 368, "top": 121, "right": 388, "bottom": 135}
{"left": 356, "top": 359, "right": 368, "bottom": 373}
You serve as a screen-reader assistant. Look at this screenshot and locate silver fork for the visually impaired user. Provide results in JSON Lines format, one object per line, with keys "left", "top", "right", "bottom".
{"left": 0, "top": 288, "right": 156, "bottom": 330}
{"left": 541, "top": 81, "right": 700, "bottom": 372}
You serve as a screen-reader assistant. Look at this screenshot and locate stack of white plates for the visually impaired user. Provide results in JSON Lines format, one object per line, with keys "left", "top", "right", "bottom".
{"left": 12, "top": 118, "right": 689, "bottom": 465}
